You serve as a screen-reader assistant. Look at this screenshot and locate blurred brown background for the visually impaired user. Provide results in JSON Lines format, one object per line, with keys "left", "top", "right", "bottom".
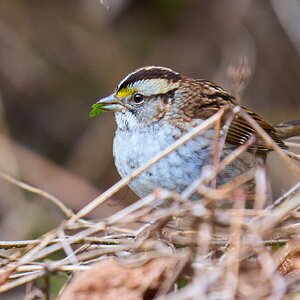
{"left": 0, "top": 0, "right": 299, "bottom": 241}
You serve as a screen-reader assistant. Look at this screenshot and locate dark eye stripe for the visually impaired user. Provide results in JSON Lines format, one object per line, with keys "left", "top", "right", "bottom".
{"left": 117, "top": 67, "right": 181, "bottom": 92}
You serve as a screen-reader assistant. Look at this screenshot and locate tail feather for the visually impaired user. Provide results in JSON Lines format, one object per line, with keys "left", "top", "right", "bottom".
{"left": 274, "top": 119, "right": 300, "bottom": 140}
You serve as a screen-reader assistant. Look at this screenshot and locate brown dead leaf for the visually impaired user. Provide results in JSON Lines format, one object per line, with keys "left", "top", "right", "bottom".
{"left": 59, "top": 255, "right": 187, "bottom": 300}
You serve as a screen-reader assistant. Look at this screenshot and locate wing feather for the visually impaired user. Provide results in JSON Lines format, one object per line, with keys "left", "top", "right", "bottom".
{"left": 192, "top": 80, "right": 287, "bottom": 152}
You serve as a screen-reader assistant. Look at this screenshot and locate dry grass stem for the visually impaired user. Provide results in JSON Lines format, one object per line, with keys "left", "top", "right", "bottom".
{"left": 0, "top": 171, "right": 73, "bottom": 218}
{"left": 0, "top": 105, "right": 299, "bottom": 299}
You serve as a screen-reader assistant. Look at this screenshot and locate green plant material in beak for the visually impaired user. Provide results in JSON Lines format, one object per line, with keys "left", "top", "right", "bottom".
{"left": 89, "top": 103, "right": 105, "bottom": 118}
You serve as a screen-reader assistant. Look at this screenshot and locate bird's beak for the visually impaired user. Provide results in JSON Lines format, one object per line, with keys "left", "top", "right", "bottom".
{"left": 97, "top": 94, "right": 124, "bottom": 112}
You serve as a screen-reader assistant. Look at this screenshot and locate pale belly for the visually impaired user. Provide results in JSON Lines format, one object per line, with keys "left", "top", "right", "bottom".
{"left": 113, "top": 122, "right": 214, "bottom": 197}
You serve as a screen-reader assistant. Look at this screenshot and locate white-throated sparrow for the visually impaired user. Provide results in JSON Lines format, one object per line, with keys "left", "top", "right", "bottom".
{"left": 92, "top": 66, "right": 300, "bottom": 198}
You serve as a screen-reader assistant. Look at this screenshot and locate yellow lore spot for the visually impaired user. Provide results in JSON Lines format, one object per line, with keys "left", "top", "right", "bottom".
{"left": 116, "top": 87, "right": 136, "bottom": 98}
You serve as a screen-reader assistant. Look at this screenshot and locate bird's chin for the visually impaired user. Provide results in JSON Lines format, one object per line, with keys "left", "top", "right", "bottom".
{"left": 115, "top": 110, "right": 140, "bottom": 130}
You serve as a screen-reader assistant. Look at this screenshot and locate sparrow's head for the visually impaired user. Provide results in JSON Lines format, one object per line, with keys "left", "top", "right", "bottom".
{"left": 94, "top": 66, "right": 190, "bottom": 129}
{"left": 91, "top": 66, "right": 288, "bottom": 151}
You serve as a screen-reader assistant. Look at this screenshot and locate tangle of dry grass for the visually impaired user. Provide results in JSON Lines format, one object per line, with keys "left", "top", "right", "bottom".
{"left": 0, "top": 106, "right": 300, "bottom": 300}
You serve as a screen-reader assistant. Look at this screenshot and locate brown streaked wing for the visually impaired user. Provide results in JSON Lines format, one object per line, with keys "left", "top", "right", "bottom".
{"left": 192, "top": 80, "right": 286, "bottom": 152}
{"left": 226, "top": 107, "right": 287, "bottom": 152}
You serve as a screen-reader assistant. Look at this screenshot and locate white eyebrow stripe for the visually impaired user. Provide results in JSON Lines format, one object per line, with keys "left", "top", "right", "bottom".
{"left": 129, "top": 79, "right": 179, "bottom": 96}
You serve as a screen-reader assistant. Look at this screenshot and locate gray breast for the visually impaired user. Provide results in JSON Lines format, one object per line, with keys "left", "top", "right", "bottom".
{"left": 113, "top": 121, "right": 214, "bottom": 197}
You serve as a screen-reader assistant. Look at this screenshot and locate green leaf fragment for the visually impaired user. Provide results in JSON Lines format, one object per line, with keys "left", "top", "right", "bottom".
{"left": 89, "top": 103, "right": 105, "bottom": 118}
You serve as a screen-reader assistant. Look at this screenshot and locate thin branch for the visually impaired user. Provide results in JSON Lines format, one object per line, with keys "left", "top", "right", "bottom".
{"left": 0, "top": 171, "right": 73, "bottom": 218}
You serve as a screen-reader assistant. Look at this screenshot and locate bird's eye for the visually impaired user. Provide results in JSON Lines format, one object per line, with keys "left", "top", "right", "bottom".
{"left": 132, "top": 93, "right": 144, "bottom": 104}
